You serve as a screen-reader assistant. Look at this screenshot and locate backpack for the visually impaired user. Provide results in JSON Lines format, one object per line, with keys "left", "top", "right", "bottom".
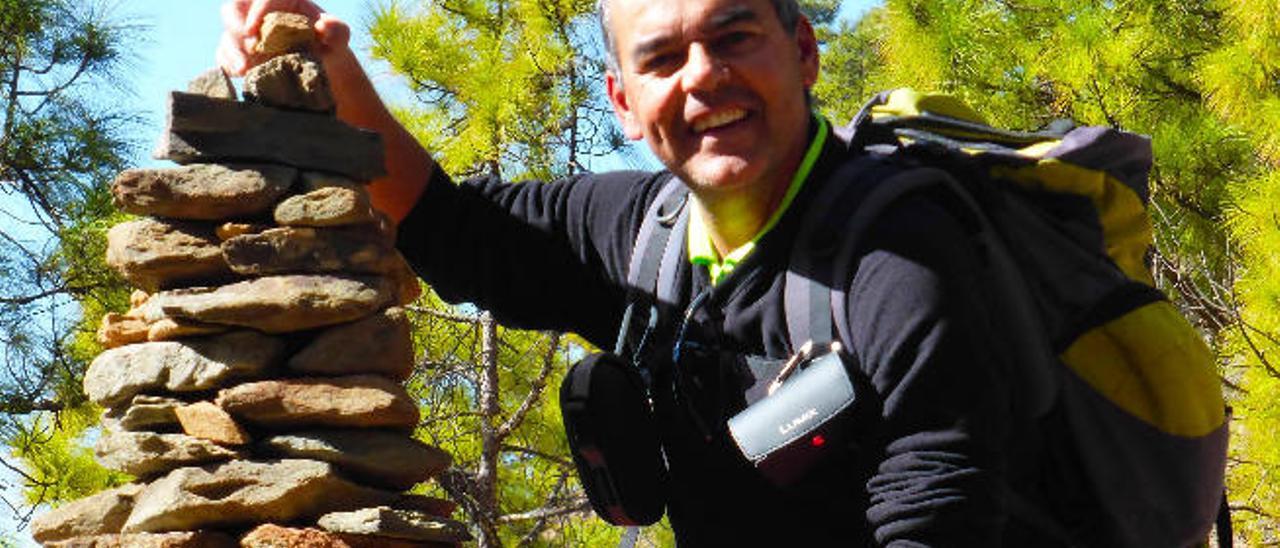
{"left": 622, "top": 89, "right": 1230, "bottom": 547}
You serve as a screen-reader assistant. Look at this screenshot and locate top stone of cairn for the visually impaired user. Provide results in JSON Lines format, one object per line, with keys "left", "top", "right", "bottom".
{"left": 256, "top": 12, "right": 314, "bottom": 56}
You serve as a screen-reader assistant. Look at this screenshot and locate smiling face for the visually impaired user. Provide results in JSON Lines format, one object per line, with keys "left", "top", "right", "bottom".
{"left": 604, "top": 0, "right": 819, "bottom": 198}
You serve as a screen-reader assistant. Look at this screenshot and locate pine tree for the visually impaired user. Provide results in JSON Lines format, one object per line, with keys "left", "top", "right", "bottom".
{"left": 0, "top": 0, "right": 138, "bottom": 525}
{"left": 1199, "top": 1, "right": 1280, "bottom": 542}
{"left": 369, "top": 1, "right": 658, "bottom": 545}
{"left": 814, "top": 0, "right": 1279, "bottom": 542}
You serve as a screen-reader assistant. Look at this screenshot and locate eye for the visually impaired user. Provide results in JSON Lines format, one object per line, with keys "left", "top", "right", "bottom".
{"left": 639, "top": 51, "right": 684, "bottom": 74}
{"left": 712, "top": 31, "right": 757, "bottom": 55}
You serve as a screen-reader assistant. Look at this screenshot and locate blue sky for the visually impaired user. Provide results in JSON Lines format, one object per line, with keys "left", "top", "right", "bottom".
{"left": 119, "top": 0, "right": 882, "bottom": 169}
{"left": 0, "top": 0, "right": 880, "bottom": 543}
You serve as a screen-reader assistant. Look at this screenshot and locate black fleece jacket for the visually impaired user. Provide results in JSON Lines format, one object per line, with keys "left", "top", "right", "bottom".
{"left": 397, "top": 127, "right": 1013, "bottom": 546}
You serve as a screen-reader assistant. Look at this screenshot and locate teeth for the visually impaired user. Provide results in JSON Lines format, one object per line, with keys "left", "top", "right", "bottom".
{"left": 692, "top": 109, "right": 746, "bottom": 133}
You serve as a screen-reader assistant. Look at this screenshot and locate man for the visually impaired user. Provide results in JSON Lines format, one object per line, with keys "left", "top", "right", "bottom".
{"left": 220, "top": 0, "right": 1015, "bottom": 544}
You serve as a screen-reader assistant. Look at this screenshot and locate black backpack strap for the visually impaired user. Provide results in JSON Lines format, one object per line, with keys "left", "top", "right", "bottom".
{"left": 784, "top": 158, "right": 880, "bottom": 351}
{"left": 616, "top": 177, "right": 689, "bottom": 357}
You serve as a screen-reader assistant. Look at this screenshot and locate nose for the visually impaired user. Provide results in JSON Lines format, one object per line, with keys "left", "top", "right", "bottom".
{"left": 680, "top": 43, "right": 727, "bottom": 92}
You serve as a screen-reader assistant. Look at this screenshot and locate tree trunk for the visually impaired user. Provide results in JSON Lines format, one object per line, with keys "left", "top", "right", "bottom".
{"left": 475, "top": 312, "right": 503, "bottom": 547}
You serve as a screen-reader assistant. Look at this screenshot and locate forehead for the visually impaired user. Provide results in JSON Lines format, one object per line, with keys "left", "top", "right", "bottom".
{"left": 607, "top": 0, "right": 778, "bottom": 47}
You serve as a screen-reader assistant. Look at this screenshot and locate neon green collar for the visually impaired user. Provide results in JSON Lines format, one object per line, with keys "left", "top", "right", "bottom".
{"left": 688, "top": 115, "right": 829, "bottom": 285}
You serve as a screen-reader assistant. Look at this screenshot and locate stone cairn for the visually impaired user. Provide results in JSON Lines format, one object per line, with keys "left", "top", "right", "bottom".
{"left": 31, "top": 13, "right": 471, "bottom": 548}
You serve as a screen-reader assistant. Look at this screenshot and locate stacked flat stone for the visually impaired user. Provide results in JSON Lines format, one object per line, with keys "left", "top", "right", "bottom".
{"left": 32, "top": 13, "right": 470, "bottom": 548}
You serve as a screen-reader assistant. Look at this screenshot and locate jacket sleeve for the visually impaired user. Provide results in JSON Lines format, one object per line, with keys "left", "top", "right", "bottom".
{"left": 844, "top": 194, "right": 1010, "bottom": 546}
{"left": 394, "top": 168, "right": 668, "bottom": 348}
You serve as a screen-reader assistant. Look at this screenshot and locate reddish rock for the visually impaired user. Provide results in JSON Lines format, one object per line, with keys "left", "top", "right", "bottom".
{"left": 240, "top": 524, "right": 457, "bottom": 548}
{"left": 146, "top": 317, "right": 229, "bottom": 342}
{"left": 256, "top": 12, "right": 314, "bottom": 56}
{"left": 175, "top": 401, "right": 251, "bottom": 446}
{"left": 97, "top": 313, "right": 149, "bottom": 349}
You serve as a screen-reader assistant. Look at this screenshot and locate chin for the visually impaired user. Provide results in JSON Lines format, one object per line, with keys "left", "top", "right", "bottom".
{"left": 681, "top": 155, "right": 760, "bottom": 192}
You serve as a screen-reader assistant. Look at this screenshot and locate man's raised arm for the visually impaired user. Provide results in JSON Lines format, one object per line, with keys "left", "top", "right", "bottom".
{"left": 217, "top": 0, "right": 433, "bottom": 223}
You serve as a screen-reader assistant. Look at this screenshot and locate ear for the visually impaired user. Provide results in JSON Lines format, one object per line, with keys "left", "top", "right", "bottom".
{"left": 795, "top": 16, "right": 820, "bottom": 88}
{"left": 606, "top": 71, "right": 645, "bottom": 140}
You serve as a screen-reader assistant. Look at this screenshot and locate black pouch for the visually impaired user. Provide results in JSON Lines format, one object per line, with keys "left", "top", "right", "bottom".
{"left": 726, "top": 343, "right": 862, "bottom": 486}
{"left": 559, "top": 352, "right": 667, "bottom": 525}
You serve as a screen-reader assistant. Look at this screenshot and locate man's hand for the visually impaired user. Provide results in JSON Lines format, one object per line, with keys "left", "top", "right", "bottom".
{"left": 213, "top": 0, "right": 435, "bottom": 223}
{"left": 217, "top": 0, "right": 350, "bottom": 75}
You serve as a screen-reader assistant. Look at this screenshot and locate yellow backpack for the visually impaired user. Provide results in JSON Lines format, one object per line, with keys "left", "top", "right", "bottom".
{"left": 790, "top": 89, "right": 1229, "bottom": 546}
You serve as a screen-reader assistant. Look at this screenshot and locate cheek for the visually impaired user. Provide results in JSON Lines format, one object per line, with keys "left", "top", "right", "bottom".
{"left": 632, "top": 78, "right": 682, "bottom": 134}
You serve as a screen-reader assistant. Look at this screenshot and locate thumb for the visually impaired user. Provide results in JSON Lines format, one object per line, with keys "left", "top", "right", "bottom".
{"left": 314, "top": 13, "right": 351, "bottom": 52}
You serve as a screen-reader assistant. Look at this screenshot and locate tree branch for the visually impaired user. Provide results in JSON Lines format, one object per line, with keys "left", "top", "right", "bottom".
{"left": 500, "top": 444, "right": 573, "bottom": 467}
{"left": 407, "top": 305, "right": 482, "bottom": 324}
{"left": 498, "top": 497, "right": 591, "bottom": 523}
{"left": 496, "top": 332, "right": 560, "bottom": 440}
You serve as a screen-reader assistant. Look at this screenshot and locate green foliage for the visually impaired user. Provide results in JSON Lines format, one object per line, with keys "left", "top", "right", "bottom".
{"left": 815, "top": 0, "right": 1280, "bottom": 542}
{"left": 5, "top": 404, "right": 129, "bottom": 507}
{"left": 371, "top": 0, "right": 613, "bottom": 182}
{"left": 0, "top": 0, "right": 140, "bottom": 518}
{"left": 371, "top": 1, "right": 664, "bottom": 544}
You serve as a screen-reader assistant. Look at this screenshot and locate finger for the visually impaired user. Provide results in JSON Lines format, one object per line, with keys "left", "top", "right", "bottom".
{"left": 314, "top": 13, "right": 350, "bottom": 51}
{"left": 220, "top": 0, "right": 252, "bottom": 35}
{"left": 217, "top": 32, "right": 249, "bottom": 75}
{"left": 244, "top": 0, "right": 324, "bottom": 38}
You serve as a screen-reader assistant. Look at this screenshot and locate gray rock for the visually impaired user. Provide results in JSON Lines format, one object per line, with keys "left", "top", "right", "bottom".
{"left": 243, "top": 53, "right": 334, "bottom": 112}
{"left": 318, "top": 507, "right": 472, "bottom": 543}
{"left": 105, "top": 219, "right": 230, "bottom": 292}
{"left": 111, "top": 163, "right": 297, "bottom": 221}
{"left": 187, "top": 68, "right": 236, "bottom": 100}
{"left": 122, "top": 459, "right": 395, "bottom": 533}
{"left": 274, "top": 185, "right": 378, "bottom": 227}
{"left": 259, "top": 429, "right": 451, "bottom": 490}
{"left": 31, "top": 484, "right": 144, "bottom": 543}
{"left": 222, "top": 226, "right": 399, "bottom": 277}
{"left": 216, "top": 375, "right": 419, "bottom": 430}
{"left": 256, "top": 12, "right": 314, "bottom": 56}
{"left": 44, "top": 531, "right": 237, "bottom": 548}
{"left": 153, "top": 92, "right": 385, "bottom": 181}
{"left": 95, "top": 431, "right": 242, "bottom": 478}
{"left": 83, "top": 331, "right": 284, "bottom": 407}
{"left": 289, "top": 307, "right": 414, "bottom": 381}
{"left": 102, "top": 395, "right": 185, "bottom": 432}
{"left": 137, "top": 275, "right": 397, "bottom": 334}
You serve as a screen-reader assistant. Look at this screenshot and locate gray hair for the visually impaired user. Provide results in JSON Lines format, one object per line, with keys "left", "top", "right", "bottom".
{"left": 597, "top": 0, "right": 803, "bottom": 74}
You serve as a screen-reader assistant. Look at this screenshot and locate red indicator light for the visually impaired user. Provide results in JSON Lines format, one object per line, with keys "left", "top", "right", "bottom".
{"left": 811, "top": 435, "right": 826, "bottom": 447}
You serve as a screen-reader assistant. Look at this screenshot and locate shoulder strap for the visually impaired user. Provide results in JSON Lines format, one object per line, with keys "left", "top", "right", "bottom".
{"left": 787, "top": 162, "right": 1058, "bottom": 419}
{"left": 616, "top": 177, "right": 689, "bottom": 356}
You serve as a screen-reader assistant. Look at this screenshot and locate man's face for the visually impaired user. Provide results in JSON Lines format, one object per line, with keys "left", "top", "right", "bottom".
{"left": 605, "top": 0, "right": 819, "bottom": 197}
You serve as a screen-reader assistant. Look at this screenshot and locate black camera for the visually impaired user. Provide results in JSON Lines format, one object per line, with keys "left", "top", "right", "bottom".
{"left": 559, "top": 352, "right": 667, "bottom": 525}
